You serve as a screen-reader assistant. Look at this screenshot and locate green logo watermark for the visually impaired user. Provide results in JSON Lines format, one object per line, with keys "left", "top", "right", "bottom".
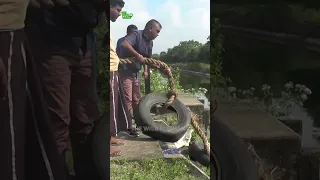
{"left": 121, "top": 11, "right": 133, "bottom": 19}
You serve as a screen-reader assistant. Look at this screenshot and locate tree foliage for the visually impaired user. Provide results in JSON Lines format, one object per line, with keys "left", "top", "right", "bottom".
{"left": 154, "top": 40, "right": 210, "bottom": 64}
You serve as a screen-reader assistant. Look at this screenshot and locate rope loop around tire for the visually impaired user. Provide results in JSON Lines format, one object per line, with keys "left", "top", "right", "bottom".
{"left": 119, "top": 57, "right": 210, "bottom": 157}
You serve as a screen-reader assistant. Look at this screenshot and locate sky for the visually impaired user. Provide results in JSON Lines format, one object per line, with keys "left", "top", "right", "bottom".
{"left": 110, "top": 0, "right": 210, "bottom": 54}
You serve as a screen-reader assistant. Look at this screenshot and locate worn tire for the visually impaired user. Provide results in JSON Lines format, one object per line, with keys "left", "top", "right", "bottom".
{"left": 134, "top": 92, "right": 191, "bottom": 142}
{"left": 92, "top": 113, "right": 109, "bottom": 180}
{"left": 209, "top": 115, "right": 259, "bottom": 180}
{"left": 189, "top": 141, "right": 210, "bottom": 167}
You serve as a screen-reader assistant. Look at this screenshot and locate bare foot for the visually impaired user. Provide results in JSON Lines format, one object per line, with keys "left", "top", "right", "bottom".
{"left": 110, "top": 136, "right": 124, "bottom": 146}
{"left": 110, "top": 147, "right": 121, "bottom": 157}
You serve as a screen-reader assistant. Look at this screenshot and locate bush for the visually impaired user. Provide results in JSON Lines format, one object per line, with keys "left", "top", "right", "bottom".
{"left": 139, "top": 67, "right": 182, "bottom": 95}
{"left": 212, "top": 81, "right": 312, "bottom": 117}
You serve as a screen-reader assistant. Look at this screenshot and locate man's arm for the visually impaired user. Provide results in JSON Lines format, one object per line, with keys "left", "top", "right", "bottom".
{"left": 116, "top": 38, "right": 121, "bottom": 55}
{"left": 120, "top": 32, "right": 144, "bottom": 63}
{"left": 121, "top": 40, "right": 140, "bottom": 58}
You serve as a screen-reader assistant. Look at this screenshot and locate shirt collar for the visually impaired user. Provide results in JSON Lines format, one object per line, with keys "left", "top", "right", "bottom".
{"left": 142, "top": 30, "right": 151, "bottom": 41}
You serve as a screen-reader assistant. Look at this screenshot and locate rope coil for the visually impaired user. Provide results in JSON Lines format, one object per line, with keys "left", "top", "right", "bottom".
{"left": 119, "top": 57, "right": 210, "bottom": 157}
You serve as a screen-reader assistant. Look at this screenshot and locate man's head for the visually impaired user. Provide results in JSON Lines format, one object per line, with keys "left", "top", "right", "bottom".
{"left": 127, "top": 24, "right": 138, "bottom": 35}
{"left": 144, "top": 19, "right": 162, "bottom": 40}
{"left": 110, "top": 0, "right": 125, "bottom": 22}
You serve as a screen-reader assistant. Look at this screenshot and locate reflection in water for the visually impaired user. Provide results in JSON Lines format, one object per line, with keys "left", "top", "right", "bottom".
{"left": 179, "top": 71, "right": 210, "bottom": 105}
{"left": 159, "top": 71, "right": 210, "bottom": 105}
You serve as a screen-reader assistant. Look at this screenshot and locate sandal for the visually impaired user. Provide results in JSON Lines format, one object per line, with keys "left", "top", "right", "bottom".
{"left": 110, "top": 137, "right": 125, "bottom": 146}
{"left": 110, "top": 147, "right": 121, "bottom": 157}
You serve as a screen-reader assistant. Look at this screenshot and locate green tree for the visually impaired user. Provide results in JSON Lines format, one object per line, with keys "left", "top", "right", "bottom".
{"left": 152, "top": 54, "right": 160, "bottom": 59}
{"left": 158, "top": 40, "right": 210, "bottom": 65}
{"left": 159, "top": 51, "right": 166, "bottom": 57}
{"left": 211, "top": 18, "right": 230, "bottom": 90}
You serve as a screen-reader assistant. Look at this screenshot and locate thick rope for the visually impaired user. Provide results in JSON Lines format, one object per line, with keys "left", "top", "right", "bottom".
{"left": 190, "top": 110, "right": 210, "bottom": 158}
{"left": 119, "top": 57, "right": 177, "bottom": 105}
{"left": 119, "top": 57, "right": 210, "bottom": 157}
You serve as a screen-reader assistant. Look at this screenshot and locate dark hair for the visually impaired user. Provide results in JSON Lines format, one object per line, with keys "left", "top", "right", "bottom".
{"left": 145, "top": 19, "right": 162, "bottom": 29}
{"left": 110, "top": 0, "right": 125, "bottom": 8}
{"left": 127, "top": 24, "right": 138, "bottom": 34}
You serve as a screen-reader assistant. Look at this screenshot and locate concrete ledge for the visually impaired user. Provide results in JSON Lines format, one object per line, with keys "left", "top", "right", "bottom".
{"left": 111, "top": 133, "right": 162, "bottom": 160}
{"left": 214, "top": 101, "right": 300, "bottom": 141}
{"left": 214, "top": 101, "right": 301, "bottom": 178}
{"left": 178, "top": 95, "right": 204, "bottom": 120}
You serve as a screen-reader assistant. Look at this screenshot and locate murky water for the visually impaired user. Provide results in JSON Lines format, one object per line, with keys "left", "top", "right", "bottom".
{"left": 179, "top": 71, "right": 210, "bottom": 107}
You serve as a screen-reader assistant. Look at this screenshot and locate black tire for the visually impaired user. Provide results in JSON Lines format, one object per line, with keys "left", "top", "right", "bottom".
{"left": 92, "top": 113, "right": 109, "bottom": 180}
{"left": 189, "top": 141, "right": 210, "bottom": 167}
{"left": 209, "top": 115, "right": 259, "bottom": 180}
{"left": 134, "top": 92, "right": 191, "bottom": 142}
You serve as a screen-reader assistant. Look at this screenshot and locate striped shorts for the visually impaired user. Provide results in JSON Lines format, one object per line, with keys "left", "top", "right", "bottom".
{"left": 0, "top": 30, "right": 66, "bottom": 180}
{"left": 109, "top": 71, "right": 132, "bottom": 137}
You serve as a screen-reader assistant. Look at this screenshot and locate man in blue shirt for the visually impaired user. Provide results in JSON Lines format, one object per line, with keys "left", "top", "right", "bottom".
{"left": 116, "top": 24, "right": 139, "bottom": 84}
{"left": 116, "top": 24, "right": 140, "bottom": 137}
{"left": 116, "top": 24, "right": 138, "bottom": 55}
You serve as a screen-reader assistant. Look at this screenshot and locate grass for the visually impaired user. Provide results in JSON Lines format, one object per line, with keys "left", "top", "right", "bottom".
{"left": 67, "top": 142, "right": 211, "bottom": 179}
{"left": 110, "top": 102, "right": 211, "bottom": 180}
{"left": 164, "top": 114, "right": 178, "bottom": 126}
{"left": 158, "top": 108, "right": 210, "bottom": 153}
{"left": 202, "top": 166, "right": 210, "bottom": 176}
{"left": 190, "top": 128, "right": 209, "bottom": 142}
{"left": 110, "top": 158, "right": 203, "bottom": 180}
{"left": 160, "top": 113, "right": 210, "bottom": 143}
{"left": 64, "top": 113, "right": 211, "bottom": 179}
{"left": 109, "top": 113, "right": 211, "bottom": 179}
